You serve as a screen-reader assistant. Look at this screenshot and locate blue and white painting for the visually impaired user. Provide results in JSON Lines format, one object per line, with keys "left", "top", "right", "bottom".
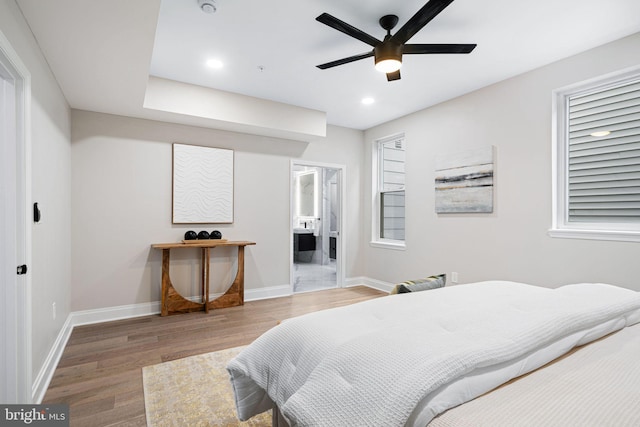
{"left": 435, "top": 146, "right": 494, "bottom": 213}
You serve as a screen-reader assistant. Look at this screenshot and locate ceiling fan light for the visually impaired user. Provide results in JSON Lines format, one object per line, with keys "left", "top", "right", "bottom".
{"left": 374, "top": 42, "right": 402, "bottom": 73}
{"left": 375, "top": 59, "right": 402, "bottom": 73}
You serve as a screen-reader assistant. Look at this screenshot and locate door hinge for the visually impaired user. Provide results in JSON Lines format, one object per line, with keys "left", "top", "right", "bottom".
{"left": 17, "top": 264, "right": 27, "bottom": 275}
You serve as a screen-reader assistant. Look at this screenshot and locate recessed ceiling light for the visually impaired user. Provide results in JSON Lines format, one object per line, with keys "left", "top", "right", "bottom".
{"left": 361, "top": 97, "right": 375, "bottom": 105}
{"left": 590, "top": 130, "right": 611, "bottom": 137}
{"left": 206, "top": 59, "right": 224, "bottom": 69}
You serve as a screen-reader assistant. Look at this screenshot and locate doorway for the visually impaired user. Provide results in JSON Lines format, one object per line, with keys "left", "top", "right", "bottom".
{"left": 291, "top": 161, "right": 344, "bottom": 293}
{"left": 1, "top": 33, "right": 31, "bottom": 403}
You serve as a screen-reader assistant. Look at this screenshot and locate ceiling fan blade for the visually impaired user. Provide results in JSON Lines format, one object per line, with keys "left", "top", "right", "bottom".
{"left": 316, "top": 13, "right": 381, "bottom": 47}
{"left": 387, "top": 70, "right": 401, "bottom": 81}
{"left": 316, "top": 51, "right": 374, "bottom": 69}
{"left": 391, "top": 0, "right": 455, "bottom": 44}
{"left": 403, "top": 43, "right": 476, "bottom": 54}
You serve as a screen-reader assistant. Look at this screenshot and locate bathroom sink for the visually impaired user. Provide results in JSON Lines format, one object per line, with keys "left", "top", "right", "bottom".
{"left": 293, "top": 228, "right": 313, "bottom": 234}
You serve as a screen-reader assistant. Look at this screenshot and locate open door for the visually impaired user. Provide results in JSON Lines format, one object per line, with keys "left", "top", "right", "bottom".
{"left": 291, "top": 162, "right": 344, "bottom": 294}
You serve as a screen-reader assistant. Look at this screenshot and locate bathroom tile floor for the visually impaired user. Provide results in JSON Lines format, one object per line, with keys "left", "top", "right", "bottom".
{"left": 294, "top": 260, "right": 337, "bottom": 293}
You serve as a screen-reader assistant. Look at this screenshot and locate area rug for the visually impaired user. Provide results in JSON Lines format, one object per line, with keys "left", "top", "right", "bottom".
{"left": 143, "top": 346, "right": 271, "bottom": 427}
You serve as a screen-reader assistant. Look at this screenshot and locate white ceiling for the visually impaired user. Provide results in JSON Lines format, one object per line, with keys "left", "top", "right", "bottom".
{"left": 16, "top": 0, "right": 640, "bottom": 134}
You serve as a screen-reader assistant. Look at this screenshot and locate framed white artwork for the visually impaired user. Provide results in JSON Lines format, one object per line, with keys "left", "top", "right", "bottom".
{"left": 172, "top": 143, "right": 234, "bottom": 223}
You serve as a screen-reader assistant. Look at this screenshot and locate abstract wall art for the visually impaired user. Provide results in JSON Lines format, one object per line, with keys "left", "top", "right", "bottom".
{"left": 172, "top": 143, "right": 234, "bottom": 223}
{"left": 435, "top": 146, "right": 494, "bottom": 213}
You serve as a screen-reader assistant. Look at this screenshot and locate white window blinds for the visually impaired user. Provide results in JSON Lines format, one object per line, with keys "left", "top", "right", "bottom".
{"left": 567, "top": 79, "right": 640, "bottom": 224}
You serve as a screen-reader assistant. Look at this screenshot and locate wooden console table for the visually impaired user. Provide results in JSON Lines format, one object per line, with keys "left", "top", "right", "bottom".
{"left": 151, "top": 240, "right": 256, "bottom": 316}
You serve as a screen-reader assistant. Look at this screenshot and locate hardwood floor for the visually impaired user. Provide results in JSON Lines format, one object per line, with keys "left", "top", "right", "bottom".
{"left": 42, "top": 286, "right": 385, "bottom": 426}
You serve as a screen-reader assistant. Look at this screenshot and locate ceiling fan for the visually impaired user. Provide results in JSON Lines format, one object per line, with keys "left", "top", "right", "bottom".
{"left": 315, "top": 0, "right": 476, "bottom": 81}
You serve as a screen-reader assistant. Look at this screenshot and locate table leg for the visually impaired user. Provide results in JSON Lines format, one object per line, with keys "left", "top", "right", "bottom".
{"left": 208, "top": 244, "right": 246, "bottom": 309}
{"left": 161, "top": 249, "right": 171, "bottom": 316}
{"left": 203, "top": 247, "right": 210, "bottom": 313}
{"left": 160, "top": 248, "right": 205, "bottom": 316}
{"left": 237, "top": 245, "right": 245, "bottom": 305}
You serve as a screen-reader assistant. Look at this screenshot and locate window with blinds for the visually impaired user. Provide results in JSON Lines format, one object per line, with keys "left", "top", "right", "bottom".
{"left": 552, "top": 68, "right": 640, "bottom": 241}
{"left": 568, "top": 79, "right": 640, "bottom": 223}
{"left": 377, "top": 135, "right": 405, "bottom": 242}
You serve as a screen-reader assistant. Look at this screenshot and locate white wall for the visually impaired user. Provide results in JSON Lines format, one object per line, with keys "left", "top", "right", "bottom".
{"left": 70, "top": 111, "right": 365, "bottom": 311}
{"left": 363, "top": 32, "right": 640, "bottom": 291}
{"left": 0, "top": 0, "right": 72, "bottom": 387}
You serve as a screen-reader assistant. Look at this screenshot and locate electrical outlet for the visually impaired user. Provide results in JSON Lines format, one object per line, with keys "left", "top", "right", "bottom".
{"left": 52, "top": 302, "right": 56, "bottom": 320}
{"left": 451, "top": 272, "right": 459, "bottom": 284}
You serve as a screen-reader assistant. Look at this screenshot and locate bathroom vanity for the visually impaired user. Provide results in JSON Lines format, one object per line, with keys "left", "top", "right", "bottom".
{"left": 293, "top": 228, "right": 316, "bottom": 262}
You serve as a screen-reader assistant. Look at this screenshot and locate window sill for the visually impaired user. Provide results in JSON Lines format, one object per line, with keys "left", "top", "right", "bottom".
{"left": 370, "top": 240, "right": 406, "bottom": 251}
{"left": 548, "top": 228, "right": 640, "bottom": 243}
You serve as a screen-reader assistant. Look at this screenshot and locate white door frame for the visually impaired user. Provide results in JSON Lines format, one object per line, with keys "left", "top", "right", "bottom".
{"left": 290, "top": 160, "right": 346, "bottom": 293}
{"left": 0, "top": 29, "right": 33, "bottom": 404}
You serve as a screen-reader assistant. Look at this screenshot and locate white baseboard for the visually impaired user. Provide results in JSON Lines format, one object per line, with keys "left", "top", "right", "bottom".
{"left": 31, "top": 283, "right": 294, "bottom": 401}
{"left": 32, "top": 315, "right": 74, "bottom": 404}
{"left": 69, "top": 284, "right": 294, "bottom": 327}
{"left": 71, "top": 301, "right": 162, "bottom": 327}
{"left": 346, "top": 276, "right": 393, "bottom": 293}
{"left": 31, "top": 279, "right": 381, "bottom": 402}
{"left": 246, "top": 284, "right": 292, "bottom": 301}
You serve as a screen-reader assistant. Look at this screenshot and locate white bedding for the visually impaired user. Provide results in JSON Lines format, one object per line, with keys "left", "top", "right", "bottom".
{"left": 226, "top": 281, "right": 640, "bottom": 427}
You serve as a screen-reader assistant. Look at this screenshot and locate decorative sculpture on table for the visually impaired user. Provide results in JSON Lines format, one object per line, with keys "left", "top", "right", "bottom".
{"left": 182, "top": 229, "right": 224, "bottom": 243}
{"left": 184, "top": 230, "right": 198, "bottom": 240}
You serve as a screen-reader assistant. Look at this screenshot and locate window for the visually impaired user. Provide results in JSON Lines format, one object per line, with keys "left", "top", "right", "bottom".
{"left": 373, "top": 134, "right": 405, "bottom": 247}
{"left": 551, "top": 67, "right": 640, "bottom": 242}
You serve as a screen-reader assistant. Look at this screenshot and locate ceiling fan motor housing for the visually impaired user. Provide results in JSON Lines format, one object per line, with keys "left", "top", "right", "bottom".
{"left": 375, "top": 40, "right": 403, "bottom": 71}
{"left": 375, "top": 40, "right": 402, "bottom": 61}
{"left": 375, "top": 14, "right": 402, "bottom": 71}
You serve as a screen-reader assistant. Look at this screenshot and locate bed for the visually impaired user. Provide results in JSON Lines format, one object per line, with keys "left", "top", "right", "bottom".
{"left": 226, "top": 281, "right": 640, "bottom": 426}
